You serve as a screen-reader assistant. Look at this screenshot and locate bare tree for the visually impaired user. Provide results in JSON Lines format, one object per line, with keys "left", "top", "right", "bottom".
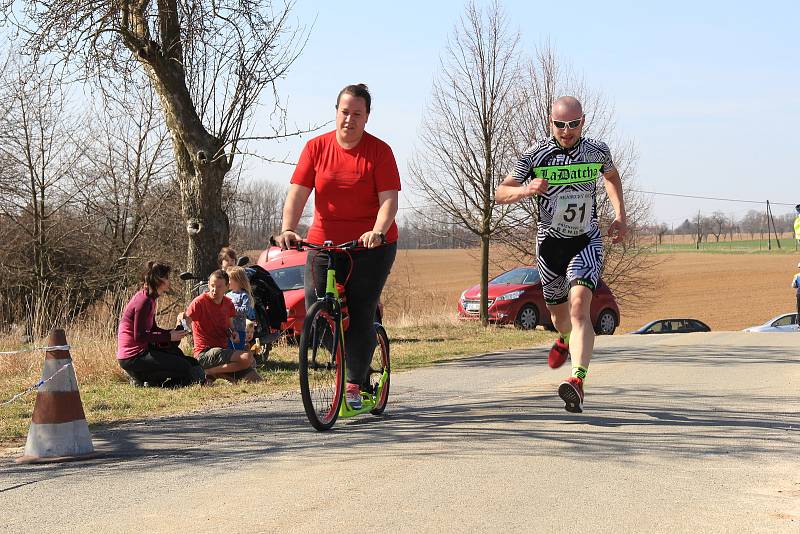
{"left": 4, "top": 0, "right": 313, "bottom": 281}
{"left": 694, "top": 211, "right": 707, "bottom": 249}
{"left": 228, "top": 179, "right": 286, "bottom": 251}
{"left": 775, "top": 211, "right": 796, "bottom": 237}
{"left": 83, "top": 80, "right": 179, "bottom": 256}
{"left": 76, "top": 79, "right": 186, "bottom": 318}
{"left": 0, "top": 57, "right": 91, "bottom": 332}
{"left": 655, "top": 223, "right": 669, "bottom": 245}
{"left": 728, "top": 214, "right": 737, "bottom": 241}
{"left": 708, "top": 211, "right": 727, "bottom": 242}
{"left": 397, "top": 206, "right": 479, "bottom": 250}
{"left": 741, "top": 209, "right": 766, "bottom": 240}
{"left": 409, "top": 1, "right": 521, "bottom": 325}
{"left": 0, "top": 54, "right": 187, "bottom": 332}
{"left": 593, "top": 141, "right": 661, "bottom": 308}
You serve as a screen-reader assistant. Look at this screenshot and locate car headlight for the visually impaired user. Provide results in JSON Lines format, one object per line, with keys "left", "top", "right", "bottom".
{"left": 460, "top": 290, "right": 468, "bottom": 301}
{"left": 495, "top": 290, "right": 523, "bottom": 301}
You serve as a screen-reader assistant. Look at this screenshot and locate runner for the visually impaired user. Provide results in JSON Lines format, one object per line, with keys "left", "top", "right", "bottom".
{"left": 495, "top": 96, "right": 627, "bottom": 413}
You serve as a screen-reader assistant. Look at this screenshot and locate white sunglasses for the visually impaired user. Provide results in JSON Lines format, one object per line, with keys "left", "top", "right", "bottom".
{"left": 552, "top": 116, "right": 584, "bottom": 130}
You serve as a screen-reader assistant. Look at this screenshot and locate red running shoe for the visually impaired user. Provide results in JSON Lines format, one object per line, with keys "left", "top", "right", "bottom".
{"left": 548, "top": 337, "right": 570, "bottom": 369}
{"left": 558, "top": 377, "right": 584, "bottom": 413}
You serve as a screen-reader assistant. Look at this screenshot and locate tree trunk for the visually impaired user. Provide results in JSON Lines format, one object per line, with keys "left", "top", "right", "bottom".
{"left": 181, "top": 157, "right": 230, "bottom": 282}
{"left": 163, "top": 132, "right": 229, "bottom": 285}
{"left": 480, "top": 232, "right": 490, "bottom": 327}
{"left": 144, "top": 57, "right": 232, "bottom": 282}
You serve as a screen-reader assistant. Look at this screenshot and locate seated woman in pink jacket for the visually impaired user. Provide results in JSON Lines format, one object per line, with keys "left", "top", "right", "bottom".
{"left": 116, "top": 261, "right": 206, "bottom": 387}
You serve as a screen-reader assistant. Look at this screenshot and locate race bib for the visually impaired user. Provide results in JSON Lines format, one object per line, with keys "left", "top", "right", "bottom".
{"left": 553, "top": 190, "right": 593, "bottom": 237}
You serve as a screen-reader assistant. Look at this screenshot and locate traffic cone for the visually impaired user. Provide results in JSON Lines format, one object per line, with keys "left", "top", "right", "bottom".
{"left": 16, "top": 329, "right": 97, "bottom": 464}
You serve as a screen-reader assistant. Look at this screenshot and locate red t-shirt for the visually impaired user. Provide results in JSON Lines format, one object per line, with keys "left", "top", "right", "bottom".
{"left": 291, "top": 130, "right": 401, "bottom": 244}
{"left": 186, "top": 293, "right": 236, "bottom": 356}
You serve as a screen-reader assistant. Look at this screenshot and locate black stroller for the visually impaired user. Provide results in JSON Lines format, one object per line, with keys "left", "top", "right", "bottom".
{"left": 245, "top": 264, "right": 287, "bottom": 363}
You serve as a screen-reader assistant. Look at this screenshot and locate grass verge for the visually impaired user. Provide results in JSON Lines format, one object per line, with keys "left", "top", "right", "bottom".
{"left": 650, "top": 240, "right": 798, "bottom": 254}
{"left": 1, "top": 320, "right": 551, "bottom": 448}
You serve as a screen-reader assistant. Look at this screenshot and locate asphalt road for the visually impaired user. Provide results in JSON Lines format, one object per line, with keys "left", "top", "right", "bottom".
{"left": 1, "top": 332, "right": 798, "bottom": 533}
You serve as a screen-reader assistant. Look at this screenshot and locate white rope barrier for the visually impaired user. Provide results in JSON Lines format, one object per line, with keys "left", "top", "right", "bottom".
{"left": 0, "top": 362, "right": 73, "bottom": 406}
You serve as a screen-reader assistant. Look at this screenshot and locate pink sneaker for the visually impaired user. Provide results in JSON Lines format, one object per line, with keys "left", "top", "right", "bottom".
{"left": 558, "top": 377, "right": 584, "bottom": 413}
{"left": 346, "top": 382, "right": 362, "bottom": 410}
{"left": 548, "top": 337, "right": 570, "bottom": 369}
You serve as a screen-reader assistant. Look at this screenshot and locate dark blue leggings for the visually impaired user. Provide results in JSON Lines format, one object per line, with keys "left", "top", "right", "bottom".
{"left": 304, "top": 243, "right": 396, "bottom": 385}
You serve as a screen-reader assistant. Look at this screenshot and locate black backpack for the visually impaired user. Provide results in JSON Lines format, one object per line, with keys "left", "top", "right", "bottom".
{"left": 246, "top": 265, "right": 288, "bottom": 330}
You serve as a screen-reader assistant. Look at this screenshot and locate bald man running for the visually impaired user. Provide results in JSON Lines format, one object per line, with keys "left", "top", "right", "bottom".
{"left": 496, "top": 96, "right": 627, "bottom": 413}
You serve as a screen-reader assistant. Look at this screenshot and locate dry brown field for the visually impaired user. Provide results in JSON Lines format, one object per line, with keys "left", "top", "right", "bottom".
{"left": 383, "top": 249, "right": 800, "bottom": 332}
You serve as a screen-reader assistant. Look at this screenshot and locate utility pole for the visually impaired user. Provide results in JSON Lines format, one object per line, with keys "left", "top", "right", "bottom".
{"left": 766, "top": 200, "right": 781, "bottom": 250}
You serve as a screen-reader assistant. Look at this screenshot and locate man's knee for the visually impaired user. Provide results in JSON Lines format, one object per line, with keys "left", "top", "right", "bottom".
{"left": 233, "top": 350, "right": 255, "bottom": 367}
{"left": 569, "top": 310, "right": 592, "bottom": 328}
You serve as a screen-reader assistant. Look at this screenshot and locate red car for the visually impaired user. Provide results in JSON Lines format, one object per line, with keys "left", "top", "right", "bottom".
{"left": 257, "top": 247, "right": 383, "bottom": 337}
{"left": 457, "top": 267, "right": 620, "bottom": 335}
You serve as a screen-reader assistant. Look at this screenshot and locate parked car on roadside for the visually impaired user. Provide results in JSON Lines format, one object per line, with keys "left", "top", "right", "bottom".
{"left": 742, "top": 313, "right": 798, "bottom": 333}
{"left": 257, "top": 246, "right": 383, "bottom": 338}
{"left": 456, "top": 266, "right": 620, "bottom": 335}
{"left": 629, "top": 318, "right": 710, "bottom": 334}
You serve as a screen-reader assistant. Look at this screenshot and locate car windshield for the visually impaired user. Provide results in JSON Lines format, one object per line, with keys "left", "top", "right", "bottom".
{"left": 772, "top": 315, "right": 796, "bottom": 327}
{"left": 269, "top": 265, "right": 304, "bottom": 291}
{"left": 491, "top": 268, "right": 540, "bottom": 285}
{"left": 644, "top": 321, "right": 666, "bottom": 333}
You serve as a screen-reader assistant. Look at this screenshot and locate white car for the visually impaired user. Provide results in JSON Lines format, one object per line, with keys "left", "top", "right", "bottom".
{"left": 743, "top": 313, "right": 798, "bottom": 332}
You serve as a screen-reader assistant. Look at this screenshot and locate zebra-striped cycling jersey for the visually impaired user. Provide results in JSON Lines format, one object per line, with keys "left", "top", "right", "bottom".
{"left": 512, "top": 137, "right": 615, "bottom": 239}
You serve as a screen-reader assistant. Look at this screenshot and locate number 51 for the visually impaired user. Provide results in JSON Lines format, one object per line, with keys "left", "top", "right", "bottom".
{"left": 564, "top": 203, "right": 586, "bottom": 223}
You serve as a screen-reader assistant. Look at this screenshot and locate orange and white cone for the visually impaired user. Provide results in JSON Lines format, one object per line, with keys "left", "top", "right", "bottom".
{"left": 16, "top": 329, "right": 97, "bottom": 464}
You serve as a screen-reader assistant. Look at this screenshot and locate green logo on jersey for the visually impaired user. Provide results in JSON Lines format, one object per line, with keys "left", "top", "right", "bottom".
{"left": 531, "top": 163, "right": 603, "bottom": 185}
